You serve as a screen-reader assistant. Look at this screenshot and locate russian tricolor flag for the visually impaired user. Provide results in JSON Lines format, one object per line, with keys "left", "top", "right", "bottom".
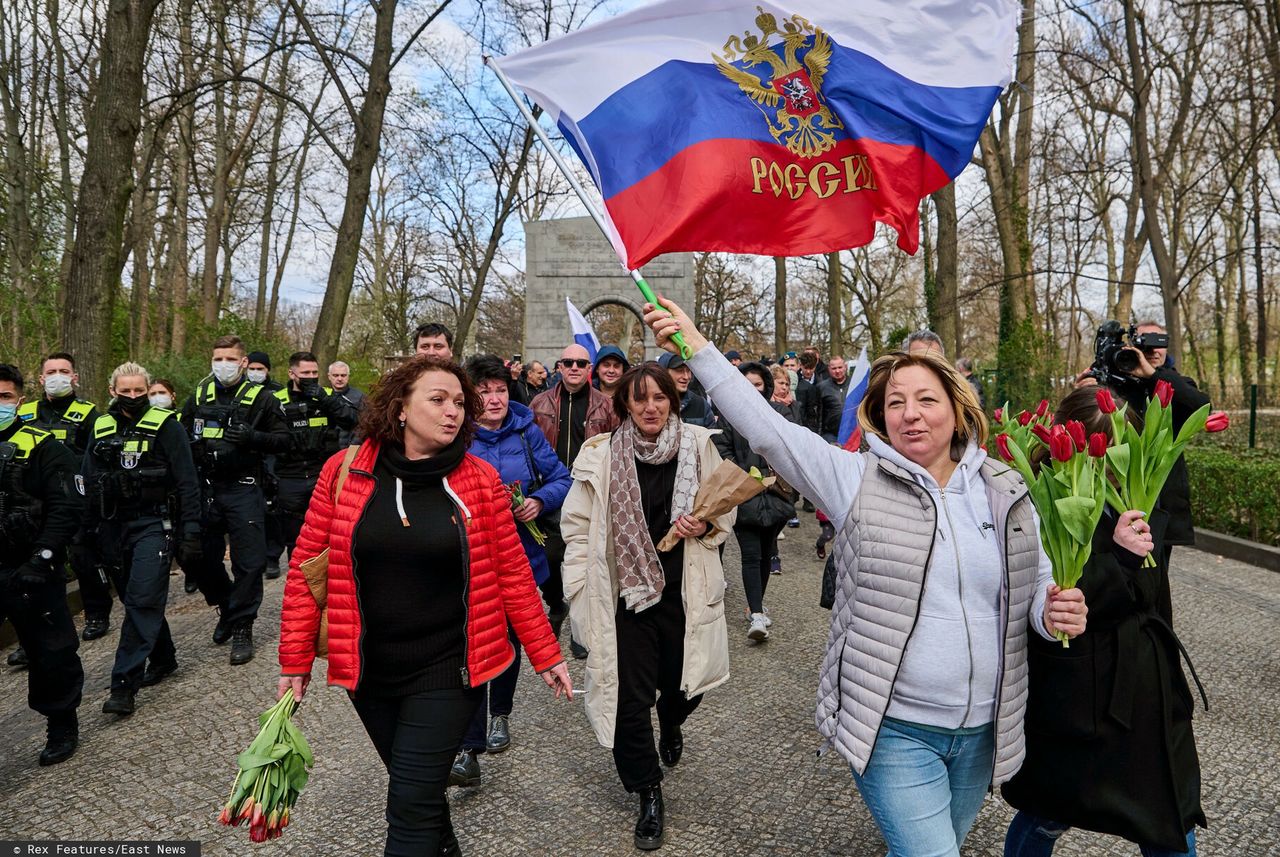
{"left": 494, "top": 0, "right": 1018, "bottom": 268}
{"left": 566, "top": 297, "right": 600, "bottom": 360}
{"left": 837, "top": 346, "right": 871, "bottom": 451}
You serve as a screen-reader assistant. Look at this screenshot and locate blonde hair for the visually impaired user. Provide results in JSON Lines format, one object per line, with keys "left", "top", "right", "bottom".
{"left": 858, "top": 352, "right": 988, "bottom": 451}
{"left": 109, "top": 362, "right": 151, "bottom": 391}
{"left": 770, "top": 364, "right": 790, "bottom": 391}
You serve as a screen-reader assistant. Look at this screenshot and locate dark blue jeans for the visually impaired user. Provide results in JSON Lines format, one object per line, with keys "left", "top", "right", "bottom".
{"left": 352, "top": 687, "right": 484, "bottom": 857}
{"left": 110, "top": 518, "right": 177, "bottom": 691}
{"left": 1005, "top": 811, "right": 1196, "bottom": 857}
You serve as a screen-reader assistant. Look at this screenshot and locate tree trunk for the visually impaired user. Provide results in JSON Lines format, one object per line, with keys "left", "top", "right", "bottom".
{"left": 773, "top": 256, "right": 787, "bottom": 357}
{"left": 980, "top": 0, "right": 1038, "bottom": 401}
{"left": 166, "top": 0, "right": 196, "bottom": 353}
{"left": 62, "top": 0, "right": 161, "bottom": 396}
{"left": 1253, "top": 161, "right": 1268, "bottom": 404}
{"left": 200, "top": 0, "right": 231, "bottom": 327}
{"left": 311, "top": 0, "right": 398, "bottom": 367}
{"left": 932, "top": 182, "right": 959, "bottom": 356}
{"left": 256, "top": 86, "right": 289, "bottom": 327}
{"left": 826, "top": 251, "right": 842, "bottom": 356}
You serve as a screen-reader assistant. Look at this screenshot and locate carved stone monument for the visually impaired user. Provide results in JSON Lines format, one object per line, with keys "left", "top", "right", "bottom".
{"left": 523, "top": 217, "right": 694, "bottom": 363}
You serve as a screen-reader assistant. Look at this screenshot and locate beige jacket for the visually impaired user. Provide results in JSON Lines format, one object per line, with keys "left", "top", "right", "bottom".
{"left": 560, "top": 426, "right": 736, "bottom": 748}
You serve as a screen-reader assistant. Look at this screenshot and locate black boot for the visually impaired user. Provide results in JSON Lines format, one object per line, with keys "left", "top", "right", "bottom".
{"left": 229, "top": 623, "right": 254, "bottom": 665}
{"left": 658, "top": 720, "right": 683, "bottom": 768}
{"left": 102, "top": 688, "right": 136, "bottom": 717}
{"left": 264, "top": 560, "right": 281, "bottom": 580}
{"left": 81, "top": 614, "right": 110, "bottom": 641}
{"left": 211, "top": 611, "right": 233, "bottom": 646}
{"left": 141, "top": 659, "right": 178, "bottom": 687}
{"left": 6, "top": 646, "right": 28, "bottom": 668}
{"left": 439, "top": 827, "right": 462, "bottom": 856}
{"left": 634, "top": 785, "right": 664, "bottom": 850}
{"left": 39, "top": 714, "right": 78, "bottom": 766}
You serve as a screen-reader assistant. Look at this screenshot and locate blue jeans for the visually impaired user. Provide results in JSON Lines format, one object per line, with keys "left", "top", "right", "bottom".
{"left": 1005, "top": 811, "right": 1197, "bottom": 857}
{"left": 851, "top": 717, "right": 995, "bottom": 857}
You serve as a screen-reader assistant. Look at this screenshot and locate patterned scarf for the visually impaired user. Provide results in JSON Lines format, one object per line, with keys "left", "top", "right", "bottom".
{"left": 610, "top": 414, "right": 701, "bottom": 613}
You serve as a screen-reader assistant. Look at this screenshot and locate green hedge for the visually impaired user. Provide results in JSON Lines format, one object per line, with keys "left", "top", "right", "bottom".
{"left": 1186, "top": 446, "right": 1280, "bottom": 546}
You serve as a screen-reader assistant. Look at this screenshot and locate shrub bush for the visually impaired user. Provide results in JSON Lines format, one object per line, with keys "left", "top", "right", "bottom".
{"left": 1186, "top": 445, "right": 1280, "bottom": 546}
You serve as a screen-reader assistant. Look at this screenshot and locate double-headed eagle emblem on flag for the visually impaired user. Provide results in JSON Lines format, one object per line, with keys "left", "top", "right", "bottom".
{"left": 714, "top": 7, "right": 845, "bottom": 159}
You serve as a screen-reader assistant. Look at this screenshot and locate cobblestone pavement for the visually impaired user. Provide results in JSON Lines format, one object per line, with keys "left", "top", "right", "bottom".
{"left": 2, "top": 517, "right": 1278, "bottom": 856}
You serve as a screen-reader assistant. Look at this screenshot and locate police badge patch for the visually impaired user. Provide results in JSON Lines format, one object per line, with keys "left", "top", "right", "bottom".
{"left": 121, "top": 451, "right": 140, "bottom": 470}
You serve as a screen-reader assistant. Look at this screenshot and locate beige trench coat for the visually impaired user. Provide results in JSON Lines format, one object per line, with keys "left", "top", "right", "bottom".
{"left": 560, "top": 426, "right": 736, "bottom": 748}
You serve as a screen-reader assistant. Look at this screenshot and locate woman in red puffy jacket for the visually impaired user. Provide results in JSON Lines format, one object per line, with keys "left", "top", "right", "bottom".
{"left": 276, "top": 356, "right": 572, "bottom": 857}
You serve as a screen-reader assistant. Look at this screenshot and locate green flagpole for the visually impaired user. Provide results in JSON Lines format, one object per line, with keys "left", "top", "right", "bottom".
{"left": 484, "top": 55, "right": 692, "bottom": 358}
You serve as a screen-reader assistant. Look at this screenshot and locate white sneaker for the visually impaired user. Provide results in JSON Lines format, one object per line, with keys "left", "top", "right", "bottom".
{"left": 762, "top": 607, "right": 773, "bottom": 628}
{"left": 747, "top": 613, "right": 770, "bottom": 641}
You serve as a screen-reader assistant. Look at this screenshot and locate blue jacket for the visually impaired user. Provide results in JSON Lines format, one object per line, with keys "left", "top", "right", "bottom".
{"left": 469, "top": 401, "right": 572, "bottom": 584}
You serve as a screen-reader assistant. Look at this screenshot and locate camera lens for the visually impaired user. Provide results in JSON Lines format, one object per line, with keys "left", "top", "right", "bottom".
{"left": 1114, "top": 349, "right": 1140, "bottom": 372}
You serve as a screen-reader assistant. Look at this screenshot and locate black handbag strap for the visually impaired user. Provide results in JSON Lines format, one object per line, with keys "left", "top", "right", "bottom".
{"left": 519, "top": 430, "right": 544, "bottom": 495}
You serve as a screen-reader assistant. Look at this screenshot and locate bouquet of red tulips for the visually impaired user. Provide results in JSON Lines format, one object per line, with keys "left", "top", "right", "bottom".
{"left": 994, "top": 401, "right": 1109, "bottom": 647}
{"left": 1095, "top": 383, "right": 1229, "bottom": 565}
{"left": 506, "top": 480, "right": 546, "bottom": 546}
{"left": 218, "top": 689, "right": 314, "bottom": 842}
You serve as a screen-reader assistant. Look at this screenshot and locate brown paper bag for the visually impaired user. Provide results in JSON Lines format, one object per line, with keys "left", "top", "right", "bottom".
{"left": 656, "top": 460, "right": 775, "bottom": 551}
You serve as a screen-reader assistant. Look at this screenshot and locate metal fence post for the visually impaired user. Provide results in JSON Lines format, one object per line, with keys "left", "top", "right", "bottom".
{"left": 1249, "top": 383, "right": 1258, "bottom": 449}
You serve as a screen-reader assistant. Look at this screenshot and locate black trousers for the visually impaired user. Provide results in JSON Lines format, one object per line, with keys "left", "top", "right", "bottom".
{"left": 71, "top": 532, "right": 113, "bottom": 620}
{"left": 735, "top": 522, "right": 786, "bottom": 615}
{"left": 196, "top": 481, "right": 267, "bottom": 626}
{"left": 275, "top": 474, "right": 318, "bottom": 559}
{"left": 539, "top": 530, "right": 567, "bottom": 618}
{"left": 110, "top": 518, "right": 177, "bottom": 691}
{"left": 613, "top": 595, "right": 702, "bottom": 793}
{"left": 462, "top": 624, "right": 520, "bottom": 752}
{"left": 352, "top": 687, "right": 484, "bottom": 857}
{"left": 0, "top": 570, "right": 83, "bottom": 723}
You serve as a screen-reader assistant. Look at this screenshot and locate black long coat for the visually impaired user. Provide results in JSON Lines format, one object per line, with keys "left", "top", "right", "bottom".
{"left": 1001, "top": 509, "right": 1207, "bottom": 851}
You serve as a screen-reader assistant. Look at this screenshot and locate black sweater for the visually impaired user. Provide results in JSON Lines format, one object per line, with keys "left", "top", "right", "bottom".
{"left": 637, "top": 457, "right": 683, "bottom": 601}
{"left": 353, "top": 443, "right": 467, "bottom": 697}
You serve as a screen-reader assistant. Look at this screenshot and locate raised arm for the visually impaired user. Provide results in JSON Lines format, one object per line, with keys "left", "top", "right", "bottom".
{"left": 643, "top": 297, "right": 863, "bottom": 523}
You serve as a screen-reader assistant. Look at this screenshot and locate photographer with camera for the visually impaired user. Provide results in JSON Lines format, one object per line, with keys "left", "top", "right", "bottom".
{"left": 1086, "top": 321, "right": 1211, "bottom": 620}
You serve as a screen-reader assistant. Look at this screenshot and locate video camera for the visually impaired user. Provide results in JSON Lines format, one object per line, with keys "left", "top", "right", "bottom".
{"left": 1089, "top": 320, "right": 1170, "bottom": 387}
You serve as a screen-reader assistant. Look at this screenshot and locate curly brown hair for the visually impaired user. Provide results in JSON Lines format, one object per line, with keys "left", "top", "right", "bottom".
{"left": 358, "top": 355, "right": 482, "bottom": 449}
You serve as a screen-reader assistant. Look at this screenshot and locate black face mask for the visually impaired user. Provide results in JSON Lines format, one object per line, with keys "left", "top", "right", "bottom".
{"left": 116, "top": 393, "right": 149, "bottom": 414}
{"left": 298, "top": 378, "right": 321, "bottom": 397}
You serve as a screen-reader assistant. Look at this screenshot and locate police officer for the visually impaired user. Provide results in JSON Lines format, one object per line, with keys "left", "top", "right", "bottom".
{"left": 0, "top": 363, "right": 85, "bottom": 766}
{"left": 17, "top": 352, "right": 112, "bottom": 643}
{"left": 272, "top": 352, "right": 358, "bottom": 558}
{"left": 181, "top": 335, "right": 289, "bottom": 665}
{"left": 86, "top": 363, "right": 203, "bottom": 717}
{"left": 246, "top": 351, "right": 286, "bottom": 578}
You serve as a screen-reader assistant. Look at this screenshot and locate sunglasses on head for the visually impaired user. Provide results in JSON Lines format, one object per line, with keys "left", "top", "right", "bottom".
{"left": 562, "top": 359, "right": 591, "bottom": 369}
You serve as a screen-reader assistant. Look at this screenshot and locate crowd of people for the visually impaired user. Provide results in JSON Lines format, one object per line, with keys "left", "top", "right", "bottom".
{"left": 0, "top": 309, "right": 1212, "bottom": 857}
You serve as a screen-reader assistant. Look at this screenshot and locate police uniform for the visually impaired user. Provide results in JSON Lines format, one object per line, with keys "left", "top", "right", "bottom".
{"left": 84, "top": 404, "right": 202, "bottom": 701}
{"left": 17, "top": 396, "right": 112, "bottom": 631}
{"left": 0, "top": 419, "right": 85, "bottom": 764}
{"left": 180, "top": 376, "right": 289, "bottom": 652}
{"left": 256, "top": 378, "right": 287, "bottom": 576}
{"left": 271, "top": 383, "right": 358, "bottom": 557}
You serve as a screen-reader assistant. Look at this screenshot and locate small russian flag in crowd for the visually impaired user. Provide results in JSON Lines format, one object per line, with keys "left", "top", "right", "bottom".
{"left": 566, "top": 297, "right": 600, "bottom": 361}
{"left": 838, "top": 346, "right": 871, "bottom": 451}
{"left": 494, "top": 0, "right": 1018, "bottom": 268}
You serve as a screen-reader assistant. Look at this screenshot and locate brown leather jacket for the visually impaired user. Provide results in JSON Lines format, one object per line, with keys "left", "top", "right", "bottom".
{"left": 530, "top": 383, "right": 618, "bottom": 463}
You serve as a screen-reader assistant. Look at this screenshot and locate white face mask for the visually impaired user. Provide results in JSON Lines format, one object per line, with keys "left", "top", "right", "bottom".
{"left": 43, "top": 374, "right": 74, "bottom": 398}
{"left": 246, "top": 369, "right": 268, "bottom": 385}
{"left": 212, "top": 361, "right": 243, "bottom": 386}
{"left": 149, "top": 393, "right": 174, "bottom": 410}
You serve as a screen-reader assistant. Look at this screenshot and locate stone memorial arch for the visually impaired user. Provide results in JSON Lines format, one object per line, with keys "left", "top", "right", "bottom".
{"left": 523, "top": 216, "right": 694, "bottom": 364}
